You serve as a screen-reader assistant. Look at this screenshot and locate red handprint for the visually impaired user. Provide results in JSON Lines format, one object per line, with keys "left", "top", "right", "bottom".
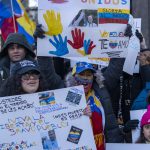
{"left": 67, "top": 28, "right": 84, "bottom": 49}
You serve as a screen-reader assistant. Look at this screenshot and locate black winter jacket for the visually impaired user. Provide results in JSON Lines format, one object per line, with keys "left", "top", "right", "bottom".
{"left": 0, "top": 56, "right": 64, "bottom": 90}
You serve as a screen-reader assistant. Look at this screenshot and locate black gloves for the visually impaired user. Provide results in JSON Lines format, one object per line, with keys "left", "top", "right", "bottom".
{"left": 33, "top": 24, "right": 45, "bottom": 39}
{"left": 124, "top": 24, "right": 133, "bottom": 38}
{"left": 124, "top": 24, "right": 143, "bottom": 43}
{"left": 135, "top": 29, "right": 143, "bottom": 43}
{"left": 123, "top": 119, "right": 139, "bottom": 133}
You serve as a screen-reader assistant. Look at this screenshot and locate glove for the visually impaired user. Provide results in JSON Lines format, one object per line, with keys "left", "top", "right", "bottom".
{"left": 33, "top": 24, "right": 45, "bottom": 39}
{"left": 124, "top": 24, "right": 133, "bottom": 38}
{"left": 135, "top": 29, "right": 143, "bottom": 43}
{"left": 123, "top": 119, "right": 139, "bottom": 133}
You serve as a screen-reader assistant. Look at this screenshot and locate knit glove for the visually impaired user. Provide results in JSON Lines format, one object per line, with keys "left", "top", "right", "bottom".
{"left": 33, "top": 24, "right": 45, "bottom": 39}
{"left": 135, "top": 29, "right": 143, "bottom": 43}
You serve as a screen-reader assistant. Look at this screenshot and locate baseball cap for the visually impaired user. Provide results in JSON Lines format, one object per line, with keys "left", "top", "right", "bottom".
{"left": 72, "top": 62, "right": 96, "bottom": 75}
{"left": 11, "top": 60, "right": 40, "bottom": 76}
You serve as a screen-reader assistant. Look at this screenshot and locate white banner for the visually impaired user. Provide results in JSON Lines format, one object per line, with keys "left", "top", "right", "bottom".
{"left": 37, "top": 0, "right": 130, "bottom": 58}
{"left": 0, "top": 86, "right": 96, "bottom": 150}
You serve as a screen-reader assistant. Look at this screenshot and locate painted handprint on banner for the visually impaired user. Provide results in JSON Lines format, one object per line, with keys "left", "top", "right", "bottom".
{"left": 67, "top": 28, "right": 84, "bottom": 49}
{"left": 49, "top": 34, "right": 69, "bottom": 56}
{"left": 77, "top": 39, "right": 96, "bottom": 56}
{"left": 68, "top": 28, "right": 95, "bottom": 56}
{"left": 43, "top": 10, "right": 63, "bottom": 36}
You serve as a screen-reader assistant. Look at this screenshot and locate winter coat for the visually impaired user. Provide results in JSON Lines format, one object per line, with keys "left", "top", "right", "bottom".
{"left": 103, "top": 59, "right": 150, "bottom": 124}
{"left": 131, "top": 82, "right": 150, "bottom": 110}
{"left": 65, "top": 72, "right": 124, "bottom": 143}
{"left": 0, "top": 56, "right": 64, "bottom": 90}
{"left": 0, "top": 33, "right": 64, "bottom": 90}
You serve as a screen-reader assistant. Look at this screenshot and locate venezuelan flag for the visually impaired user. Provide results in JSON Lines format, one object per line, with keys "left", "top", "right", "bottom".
{"left": 0, "top": 0, "right": 35, "bottom": 44}
{"left": 98, "top": 8, "right": 130, "bottom": 24}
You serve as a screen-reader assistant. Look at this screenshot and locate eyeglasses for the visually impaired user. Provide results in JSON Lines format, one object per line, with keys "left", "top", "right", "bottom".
{"left": 21, "top": 73, "right": 40, "bottom": 81}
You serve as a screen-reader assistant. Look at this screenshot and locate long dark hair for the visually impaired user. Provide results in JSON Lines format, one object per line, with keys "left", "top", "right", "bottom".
{"left": 0, "top": 74, "right": 48, "bottom": 97}
{"left": 136, "top": 127, "right": 146, "bottom": 143}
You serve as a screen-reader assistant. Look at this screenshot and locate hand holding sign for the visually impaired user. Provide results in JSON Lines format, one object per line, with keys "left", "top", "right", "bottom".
{"left": 43, "top": 10, "right": 63, "bottom": 36}
{"left": 68, "top": 28, "right": 84, "bottom": 49}
{"left": 49, "top": 34, "right": 69, "bottom": 56}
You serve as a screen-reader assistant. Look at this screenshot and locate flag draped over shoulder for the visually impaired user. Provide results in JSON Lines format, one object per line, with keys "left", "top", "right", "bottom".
{"left": 0, "top": 0, "right": 35, "bottom": 44}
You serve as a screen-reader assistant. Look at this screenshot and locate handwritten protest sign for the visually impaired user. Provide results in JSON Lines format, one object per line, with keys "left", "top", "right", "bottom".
{"left": 130, "top": 109, "right": 146, "bottom": 143}
{"left": 106, "top": 143, "right": 150, "bottom": 150}
{"left": 0, "top": 86, "right": 96, "bottom": 150}
{"left": 37, "top": 0, "right": 130, "bottom": 58}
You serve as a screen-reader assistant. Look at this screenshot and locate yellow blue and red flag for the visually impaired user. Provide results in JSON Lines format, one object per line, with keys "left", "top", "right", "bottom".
{"left": 0, "top": 0, "right": 35, "bottom": 44}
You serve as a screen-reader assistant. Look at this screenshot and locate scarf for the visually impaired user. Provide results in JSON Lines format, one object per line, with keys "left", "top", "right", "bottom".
{"left": 86, "top": 90, "right": 105, "bottom": 150}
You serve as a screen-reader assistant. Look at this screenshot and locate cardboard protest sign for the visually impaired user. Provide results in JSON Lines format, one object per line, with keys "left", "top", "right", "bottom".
{"left": 130, "top": 109, "right": 146, "bottom": 143}
{"left": 0, "top": 86, "right": 96, "bottom": 150}
{"left": 106, "top": 143, "right": 150, "bottom": 150}
{"left": 37, "top": 0, "right": 130, "bottom": 58}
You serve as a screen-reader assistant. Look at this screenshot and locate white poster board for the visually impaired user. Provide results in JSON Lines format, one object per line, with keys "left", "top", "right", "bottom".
{"left": 106, "top": 143, "right": 150, "bottom": 150}
{"left": 0, "top": 86, "right": 96, "bottom": 150}
{"left": 130, "top": 109, "right": 146, "bottom": 143}
{"left": 38, "top": 0, "right": 130, "bottom": 58}
{"left": 123, "top": 15, "right": 140, "bottom": 75}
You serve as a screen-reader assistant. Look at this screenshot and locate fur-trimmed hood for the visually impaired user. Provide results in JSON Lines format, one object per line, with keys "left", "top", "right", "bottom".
{"left": 65, "top": 69, "right": 105, "bottom": 88}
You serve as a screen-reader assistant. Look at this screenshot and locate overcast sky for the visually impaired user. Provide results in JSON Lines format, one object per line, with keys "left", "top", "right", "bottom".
{"left": 29, "top": 0, "right": 38, "bottom": 7}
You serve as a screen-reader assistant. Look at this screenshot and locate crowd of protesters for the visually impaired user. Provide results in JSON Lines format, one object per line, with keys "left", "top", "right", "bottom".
{"left": 0, "top": 20, "right": 150, "bottom": 149}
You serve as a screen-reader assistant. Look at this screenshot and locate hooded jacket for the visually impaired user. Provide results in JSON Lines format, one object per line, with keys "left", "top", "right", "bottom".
{"left": 0, "top": 33, "right": 64, "bottom": 90}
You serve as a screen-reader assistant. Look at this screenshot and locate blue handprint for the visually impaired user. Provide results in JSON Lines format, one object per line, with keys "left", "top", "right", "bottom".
{"left": 83, "top": 39, "right": 91, "bottom": 55}
{"left": 49, "top": 34, "right": 69, "bottom": 56}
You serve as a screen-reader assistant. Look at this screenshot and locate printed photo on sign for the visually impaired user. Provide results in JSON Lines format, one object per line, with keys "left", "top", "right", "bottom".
{"left": 39, "top": 92, "right": 55, "bottom": 106}
{"left": 69, "top": 9, "right": 98, "bottom": 27}
{"left": 41, "top": 130, "right": 59, "bottom": 150}
{"left": 66, "top": 90, "right": 82, "bottom": 105}
{"left": 67, "top": 126, "right": 83, "bottom": 144}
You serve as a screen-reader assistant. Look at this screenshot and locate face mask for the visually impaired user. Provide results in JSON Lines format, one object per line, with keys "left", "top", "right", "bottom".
{"left": 75, "top": 75, "right": 93, "bottom": 85}
{"left": 75, "top": 75, "right": 93, "bottom": 93}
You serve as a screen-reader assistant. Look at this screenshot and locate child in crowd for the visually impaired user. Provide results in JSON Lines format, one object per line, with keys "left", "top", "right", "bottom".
{"left": 136, "top": 105, "right": 150, "bottom": 143}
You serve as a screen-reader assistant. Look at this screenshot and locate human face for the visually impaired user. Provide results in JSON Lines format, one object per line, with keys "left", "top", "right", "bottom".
{"left": 8, "top": 44, "right": 26, "bottom": 62}
{"left": 75, "top": 70, "right": 93, "bottom": 94}
{"left": 21, "top": 72, "right": 40, "bottom": 93}
{"left": 88, "top": 15, "right": 93, "bottom": 23}
{"left": 143, "top": 124, "right": 150, "bottom": 143}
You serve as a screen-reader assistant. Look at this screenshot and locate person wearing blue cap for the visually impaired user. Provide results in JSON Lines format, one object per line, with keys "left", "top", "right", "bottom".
{"left": 65, "top": 61, "right": 124, "bottom": 149}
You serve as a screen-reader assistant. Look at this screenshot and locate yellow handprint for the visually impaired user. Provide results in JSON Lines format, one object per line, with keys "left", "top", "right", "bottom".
{"left": 43, "top": 10, "right": 63, "bottom": 36}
